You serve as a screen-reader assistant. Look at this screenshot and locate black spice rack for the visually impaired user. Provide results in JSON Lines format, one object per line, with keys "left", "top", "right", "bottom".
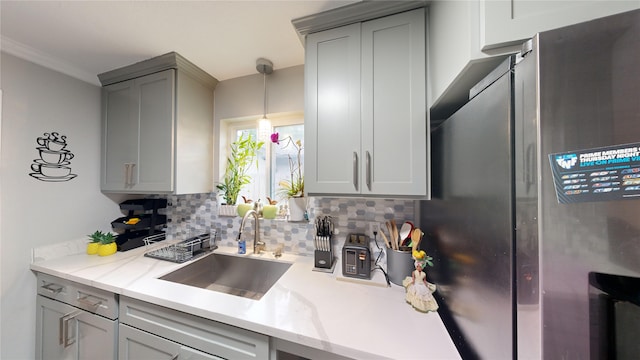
{"left": 112, "top": 198, "right": 167, "bottom": 251}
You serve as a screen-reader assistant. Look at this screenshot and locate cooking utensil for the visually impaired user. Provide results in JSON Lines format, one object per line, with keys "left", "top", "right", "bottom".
{"left": 390, "top": 219, "right": 399, "bottom": 249}
{"left": 385, "top": 221, "right": 396, "bottom": 250}
{"left": 380, "top": 229, "right": 391, "bottom": 249}
{"left": 411, "top": 228, "right": 422, "bottom": 253}
{"left": 399, "top": 222, "right": 412, "bottom": 247}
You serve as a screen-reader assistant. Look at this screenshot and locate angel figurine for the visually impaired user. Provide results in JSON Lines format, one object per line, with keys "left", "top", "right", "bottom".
{"left": 402, "top": 249, "right": 438, "bottom": 313}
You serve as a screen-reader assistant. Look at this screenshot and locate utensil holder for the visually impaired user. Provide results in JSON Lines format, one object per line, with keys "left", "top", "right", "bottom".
{"left": 387, "top": 248, "right": 414, "bottom": 286}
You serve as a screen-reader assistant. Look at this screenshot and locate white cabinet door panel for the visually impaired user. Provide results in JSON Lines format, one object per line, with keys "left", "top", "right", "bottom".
{"left": 102, "top": 80, "right": 137, "bottom": 191}
{"left": 36, "top": 295, "right": 117, "bottom": 360}
{"left": 362, "top": 9, "right": 427, "bottom": 196}
{"left": 135, "top": 70, "right": 175, "bottom": 192}
{"left": 76, "top": 312, "right": 118, "bottom": 360}
{"left": 305, "top": 23, "right": 361, "bottom": 194}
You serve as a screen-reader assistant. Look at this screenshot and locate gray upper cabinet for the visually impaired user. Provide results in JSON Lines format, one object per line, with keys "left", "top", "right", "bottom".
{"left": 429, "top": 1, "right": 640, "bottom": 113}
{"left": 305, "top": 8, "right": 428, "bottom": 197}
{"left": 99, "top": 52, "right": 217, "bottom": 194}
{"left": 481, "top": 0, "right": 640, "bottom": 50}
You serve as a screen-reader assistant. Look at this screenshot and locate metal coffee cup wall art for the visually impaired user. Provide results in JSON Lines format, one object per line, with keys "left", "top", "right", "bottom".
{"left": 29, "top": 131, "right": 77, "bottom": 182}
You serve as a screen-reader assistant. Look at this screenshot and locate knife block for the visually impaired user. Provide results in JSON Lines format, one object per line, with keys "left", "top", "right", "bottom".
{"left": 314, "top": 235, "right": 334, "bottom": 271}
{"left": 314, "top": 249, "right": 332, "bottom": 269}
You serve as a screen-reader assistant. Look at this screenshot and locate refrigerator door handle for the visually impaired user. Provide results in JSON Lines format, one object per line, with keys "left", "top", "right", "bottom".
{"left": 526, "top": 144, "right": 536, "bottom": 192}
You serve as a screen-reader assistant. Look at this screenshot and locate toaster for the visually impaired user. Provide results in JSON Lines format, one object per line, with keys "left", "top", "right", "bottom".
{"left": 342, "top": 233, "right": 371, "bottom": 279}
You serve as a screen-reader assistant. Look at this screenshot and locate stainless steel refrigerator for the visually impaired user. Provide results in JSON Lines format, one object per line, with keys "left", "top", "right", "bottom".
{"left": 421, "top": 9, "right": 640, "bottom": 359}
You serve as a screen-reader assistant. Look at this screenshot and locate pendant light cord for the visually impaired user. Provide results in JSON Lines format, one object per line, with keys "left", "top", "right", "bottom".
{"left": 263, "top": 72, "right": 267, "bottom": 119}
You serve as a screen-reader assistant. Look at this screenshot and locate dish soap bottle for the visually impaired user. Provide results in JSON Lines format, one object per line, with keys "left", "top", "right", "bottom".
{"left": 238, "top": 238, "right": 246, "bottom": 254}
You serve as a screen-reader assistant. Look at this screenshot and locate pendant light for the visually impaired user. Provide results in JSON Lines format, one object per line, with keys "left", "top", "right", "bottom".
{"left": 256, "top": 58, "right": 273, "bottom": 141}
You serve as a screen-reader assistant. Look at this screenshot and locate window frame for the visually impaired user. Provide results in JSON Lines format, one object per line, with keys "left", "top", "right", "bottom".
{"left": 222, "top": 112, "right": 304, "bottom": 203}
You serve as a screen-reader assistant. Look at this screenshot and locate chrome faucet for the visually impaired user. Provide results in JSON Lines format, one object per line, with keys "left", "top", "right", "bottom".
{"left": 237, "top": 209, "right": 265, "bottom": 254}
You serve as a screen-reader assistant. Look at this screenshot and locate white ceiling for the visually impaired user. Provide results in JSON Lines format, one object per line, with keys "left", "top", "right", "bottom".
{"left": 0, "top": 0, "right": 358, "bottom": 85}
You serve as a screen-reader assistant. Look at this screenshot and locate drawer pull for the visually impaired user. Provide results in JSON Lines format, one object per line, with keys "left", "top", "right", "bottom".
{"left": 41, "top": 282, "right": 64, "bottom": 294}
{"left": 77, "top": 294, "right": 103, "bottom": 309}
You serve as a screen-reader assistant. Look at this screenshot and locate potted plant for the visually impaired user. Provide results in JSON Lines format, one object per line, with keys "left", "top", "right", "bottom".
{"left": 86, "top": 231, "right": 103, "bottom": 255}
{"left": 87, "top": 231, "right": 117, "bottom": 256}
{"left": 270, "top": 132, "right": 305, "bottom": 221}
{"left": 217, "top": 133, "right": 264, "bottom": 216}
{"left": 262, "top": 197, "right": 278, "bottom": 219}
{"left": 97, "top": 232, "right": 117, "bottom": 256}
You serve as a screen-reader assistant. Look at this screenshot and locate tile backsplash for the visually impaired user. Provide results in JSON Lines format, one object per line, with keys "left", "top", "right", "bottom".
{"left": 163, "top": 193, "right": 416, "bottom": 256}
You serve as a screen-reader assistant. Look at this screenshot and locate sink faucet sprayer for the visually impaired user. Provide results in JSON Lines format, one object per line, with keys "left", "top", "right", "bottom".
{"left": 237, "top": 209, "right": 266, "bottom": 254}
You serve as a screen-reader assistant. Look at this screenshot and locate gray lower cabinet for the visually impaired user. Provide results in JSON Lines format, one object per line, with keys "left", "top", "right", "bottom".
{"left": 119, "top": 324, "right": 222, "bottom": 360}
{"left": 119, "top": 296, "right": 269, "bottom": 360}
{"left": 272, "top": 338, "right": 354, "bottom": 360}
{"left": 36, "top": 296, "right": 117, "bottom": 360}
{"left": 35, "top": 273, "right": 118, "bottom": 360}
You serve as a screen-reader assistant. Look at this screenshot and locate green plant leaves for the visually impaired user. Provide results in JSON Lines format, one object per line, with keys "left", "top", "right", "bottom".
{"left": 217, "top": 133, "right": 264, "bottom": 205}
{"left": 87, "top": 230, "right": 115, "bottom": 244}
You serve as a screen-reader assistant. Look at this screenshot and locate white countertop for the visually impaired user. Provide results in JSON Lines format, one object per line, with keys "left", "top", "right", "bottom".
{"left": 30, "top": 241, "right": 460, "bottom": 360}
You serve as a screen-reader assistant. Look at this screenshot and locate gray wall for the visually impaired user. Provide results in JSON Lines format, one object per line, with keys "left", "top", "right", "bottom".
{"left": 213, "top": 64, "right": 304, "bottom": 186}
{"left": 0, "top": 53, "right": 124, "bottom": 359}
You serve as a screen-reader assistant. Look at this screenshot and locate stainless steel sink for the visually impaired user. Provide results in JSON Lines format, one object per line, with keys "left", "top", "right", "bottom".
{"left": 159, "top": 253, "right": 291, "bottom": 300}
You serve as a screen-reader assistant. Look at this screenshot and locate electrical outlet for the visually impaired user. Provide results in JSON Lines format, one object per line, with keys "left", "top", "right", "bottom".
{"left": 369, "top": 222, "right": 381, "bottom": 237}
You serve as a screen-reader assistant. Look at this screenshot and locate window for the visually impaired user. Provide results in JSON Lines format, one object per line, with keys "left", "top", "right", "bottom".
{"left": 224, "top": 115, "right": 304, "bottom": 205}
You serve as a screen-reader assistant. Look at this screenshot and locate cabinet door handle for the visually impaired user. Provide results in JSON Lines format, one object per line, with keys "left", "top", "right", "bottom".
{"left": 124, "top": 163, "right": 136, "bottom": 187}
{"left": 41, "top": 282, "right": 64, "bottom": 294}
{"left": 59, "top": 309, "right": 82, "bottom": 347}
{"left": 124, "top": 163, "right": 131, "bottom": 186}
{"left": 366, "top": 151, "right": 372, "bottom": 191}
{"left": 129, "top": 163, "right": 136, "bottom": 186}
{"left": 352, "top": 152, "right": 359, "bottom": 191}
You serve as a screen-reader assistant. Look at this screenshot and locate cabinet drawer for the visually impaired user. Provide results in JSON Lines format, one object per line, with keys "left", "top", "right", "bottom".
{"left": 120, "top": 324, "right": 223, "bottom": 360}
{"left": 36, "top": 273, "right": 118, "bottom": 320}
{"left": 120, "top": 296, "right": 269, "bottom": 360}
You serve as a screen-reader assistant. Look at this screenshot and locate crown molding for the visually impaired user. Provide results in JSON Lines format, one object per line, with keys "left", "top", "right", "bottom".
{"left": 292, "top": 0, "right": 428, "bottom": 44}
{"left": 97, "top": 51, "right": 218, "bottom": 88}
{"left": 1, "top": 36, "right": 99, "bottom": 86}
